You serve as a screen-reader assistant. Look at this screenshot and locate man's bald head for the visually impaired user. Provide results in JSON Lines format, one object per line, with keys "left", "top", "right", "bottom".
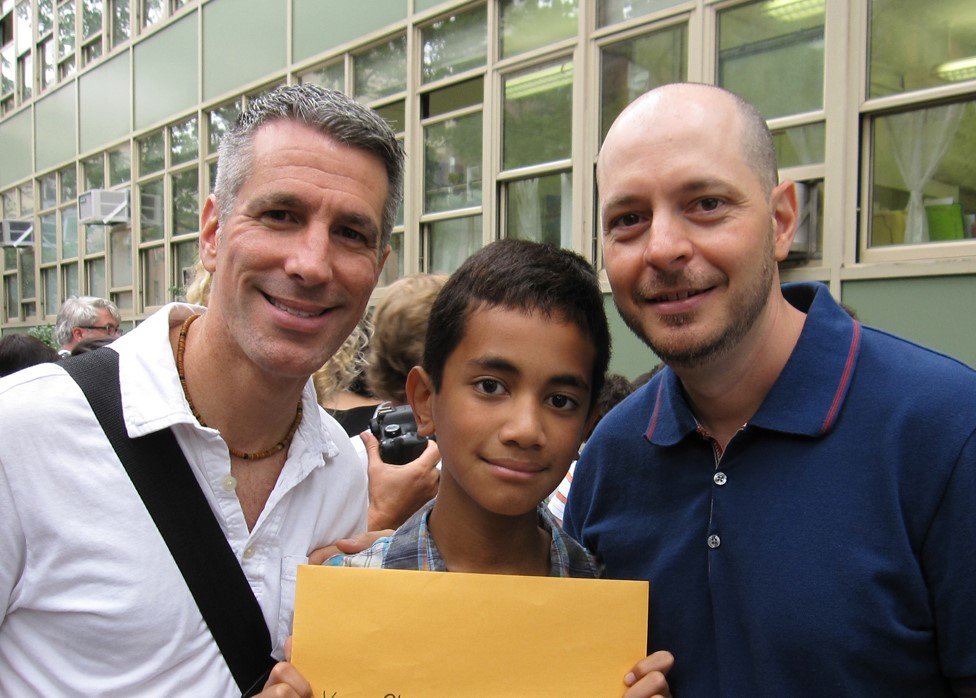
{"left": 600, "top": 83, "right": 779, "bottom": 197}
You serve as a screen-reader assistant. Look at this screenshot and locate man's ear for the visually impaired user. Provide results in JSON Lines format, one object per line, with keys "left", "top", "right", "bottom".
{"left": 71, "top": 326, "right": 86, "bottom": 344}
{"left": 199, "top": 194, "right": 221, "bottom": 274}
{"left": 406, "top": 366, "right": 436, "bottom": 437}
{"left": 770, "top": 180, "right": 799, "bottom": 262}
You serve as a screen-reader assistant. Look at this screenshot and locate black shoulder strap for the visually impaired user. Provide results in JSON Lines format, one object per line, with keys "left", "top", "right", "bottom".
{"left": 61, "top": 349, "right": 276, "bottom": 696}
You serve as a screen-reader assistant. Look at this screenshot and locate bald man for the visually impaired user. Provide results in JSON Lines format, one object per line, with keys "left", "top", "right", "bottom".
{"left": 564, "top": 84, "right": 976, "bottom": 696}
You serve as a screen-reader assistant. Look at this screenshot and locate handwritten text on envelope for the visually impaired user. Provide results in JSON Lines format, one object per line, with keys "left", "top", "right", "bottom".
{"left": 292, "top": 565, "right": 648, "bottom": 697}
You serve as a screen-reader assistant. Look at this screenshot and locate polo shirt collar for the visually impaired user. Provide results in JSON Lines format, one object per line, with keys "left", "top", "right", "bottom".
{"left": 645, "top": 282, "right": 861, "bottom": 444}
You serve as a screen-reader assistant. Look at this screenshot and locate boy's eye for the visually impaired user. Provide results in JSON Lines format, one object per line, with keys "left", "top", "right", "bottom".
{"left": 547, "top": 394, "right": 580, "bottom": 411}
{"left": 475, "top": 378, "right": 505, "bottom": 396}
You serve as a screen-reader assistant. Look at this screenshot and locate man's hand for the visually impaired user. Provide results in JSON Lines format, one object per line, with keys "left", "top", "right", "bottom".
{"left": 307, "top": 529, "right": 394, "bottom": 565}
{"left": 363, "top": 430, "right": 439, "bottom": 531}
{"left": 623, "top": 650, "right": 674, "bottom": 698}
{"left": 254, "top": 637, "right": 312, "bottom": 697}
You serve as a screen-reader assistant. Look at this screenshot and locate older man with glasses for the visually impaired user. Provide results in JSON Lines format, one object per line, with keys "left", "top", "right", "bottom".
{"left": 54, "top": 295, "right": 123, "bottom": 356}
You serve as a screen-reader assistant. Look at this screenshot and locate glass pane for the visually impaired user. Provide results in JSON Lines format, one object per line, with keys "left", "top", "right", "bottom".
{"left": 208, "top": 100, "right": 240, "bottom": 152}
{"left": 141, "top": 245, "right": 165, "bottom": 306}
{"left": 869, "top": 101, "right": 976, "bottom": 247}
{"left": 86, "top": 256, "right": 106, "bottom": 296}
{"left": 85, "top": 223, "right": 107, "bottom": 254}
{"left": 503, "top": 61, "right": 573, "bottom": 169}
{"left": 425, "top": 111, "right": 482, "bottom": 213}
{"left": 1, "top": 190, "right": 14, "bottom": 217}
{"left": 18, "top": 53, "right": 31, "bottom": 99}
{"left": 61, "top": 205, "right": 78, "bottom": 257}
{"left": 172, "top": 238, "right": 197, "bottom": 300}
{"left": 110, "top": 227, "right": 132, "bottom": 285}
{"left": 43, "top": 266, "right": 58, "bottom": 315}
{"left": 82, "top": 38, "right": 102, "bottom": 65}
{"left": 82, "top": 0, "right": 102, "bottom": 38}
{"left": 111, "top": 0, "right": 129, "bottom": 47}
{"left": 378, "top": 230, "right": 403, "bottom": 287}
{"left": 19, "top": 247, "right": 35, "bottom": 298}
{"left": 39, "top": 37, "right": 54, "bottom": 88}
{"left": 109, "top": 144, "right": 131, "bottom": 184}
{"left": 601, "top": 24, "right": 687, "bottom": 142}
{"left": 208, "top": 160, "right": 217, "bottom": 193}
{"left": 785, "top": 179, "right": 823, "bottom": 262}
{"left": 506, "top": 172, "right": 572, "bottom": 248}
{"left": 353, "top": 34, "right": 406, "bottom": 102}
{"left": 421, "top": 5, "right": 487, "bottom": 84}
{"left": 63, "top": 261, "right": 79, "bottom": 297}
{"left": 870, "top": 0, "right": 976, "bottom": 98}
{"left": 423, "top": 77, "right": 482, "bottom": 119}
{"left": 500, "top": 0, "right": 578, "bottom": 59}
{"left": 140, "top": 178, "right": 163, "bottom": 242}
{"left": 772, "top": 121, "right": 825, "bottom": 168}
{"left": 171, "top": 168, "right": 198, "bottom": 234}
{"left": 83, "top": 155, "right": 105, "bottom": 190}
{"left": 41, "top": 213, "right": 57, "bottom": 263}
{"left": 59, "top": 165, "right": 77, "bottom": 201}
{"left": 15, "top": 1, "right": 31, "bottom": 54}
{"left": 37, "top": 0, "right": 53, "bottom": 35}
{"left": 138, "top": 129, "right": 164, "bottom": 174}
{"left": 1, "top": 46, "right": 13, "bottom": 95}
{"left": 5, "top": 275, "right": 18, "bottom": 317}
{"left": 19, "top": 182, "right": 33, "bottom": 215}
{"left": 169, "top": 116, "right": 198, "bottom": 165}
{"left": 717, "top": 0, "right": 824, "bottom": 119}
{"left": 598, "top": 0, "right": 684, "bottom": 27}
{"left": 299, "top": 61, "right": 344, "bottom": 92}
{"left": 142, "top": 0, "right": 163, "bottom": 28}
{"left": 40, "top": 173, "right": 57, "bottom": 209}
{"left": 111, "top": 289, "right": 132, "bottom": 309}
{"left": 57, "top": 0, "right": 75, "bottom": 58}
{"left": 428, "top": 215, "right": 482, "bottom": 274}
{"left": 3, "top": 247, "right": 16, "bottom": 269}
{"left": 374, "top": 100, "right": 405, "bottom": 134}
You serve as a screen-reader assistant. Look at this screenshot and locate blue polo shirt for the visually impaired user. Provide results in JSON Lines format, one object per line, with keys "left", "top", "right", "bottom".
{"left": 565, "top": 282, "right": 976, "bottom": 697}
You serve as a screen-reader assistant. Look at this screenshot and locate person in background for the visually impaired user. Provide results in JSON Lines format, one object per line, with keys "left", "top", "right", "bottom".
{"left": 564, "top": 82, "right": 976, "bottom": 696}
{"left": 0, "top": 334, "right": 59, "bottom": 377}
{"left": 314, "top": 316, "right": 380, "bottom": 436}
{"left": 53, "top": 295, "right": 121, "bottom": 356}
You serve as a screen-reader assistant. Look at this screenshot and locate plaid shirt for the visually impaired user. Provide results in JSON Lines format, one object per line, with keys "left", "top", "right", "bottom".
{"left": 326, "top": 498, "right": 601, "bottom": 578}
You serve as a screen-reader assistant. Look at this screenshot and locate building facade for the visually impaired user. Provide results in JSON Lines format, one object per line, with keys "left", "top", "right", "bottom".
{"left": 1, "top": 0, "right": 974, "bottom": 372}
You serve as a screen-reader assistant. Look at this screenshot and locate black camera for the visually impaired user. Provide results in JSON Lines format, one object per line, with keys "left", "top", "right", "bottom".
{"left": 369, "top": 403, "right": 430, "bottom": 465}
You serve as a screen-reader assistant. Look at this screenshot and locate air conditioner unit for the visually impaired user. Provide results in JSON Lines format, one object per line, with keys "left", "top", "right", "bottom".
{"left": 0, "top": 220, "right": 33, "bottom": 247}
{"left": 79, "top": 189, "right": 130, "bottom": 225}
{"left": 141, "top": 193, "right": 163, "bottom": 227}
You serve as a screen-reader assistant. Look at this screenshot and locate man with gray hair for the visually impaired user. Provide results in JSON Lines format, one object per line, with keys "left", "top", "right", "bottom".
{"left": 0, "top": 84, "right": 436, "bottom": 695}
{"left": 54, "top": 295, "right": 122, "bottom": 356}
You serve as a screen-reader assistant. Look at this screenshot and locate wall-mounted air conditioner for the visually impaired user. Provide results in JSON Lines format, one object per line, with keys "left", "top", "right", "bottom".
{"left": 0, "top": 220, "right": 33, "bottom": 247}
{"left": 79, "top": 189, "right": 130, "bottom": 225}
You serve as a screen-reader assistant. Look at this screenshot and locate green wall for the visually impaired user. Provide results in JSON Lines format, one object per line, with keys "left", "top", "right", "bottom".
{"left": 292, "top": 0, "right": 407, "bottom": 62}
{"left": 79, "top": 52, "right": 131, "bottom": 153}
{"left": 134, "top": 13, "right": 198, "bottom": 129}
{"left": 0, "top": 108, "right": 33, "bottom": 187}
{"left": 842, "top": 275, "right": 976, "bottom": 368}
{"left": 203, "top": 0, "right": 287, "bottom": 101}
{"left": 34, "top": 83, "right": 77, "bottom": 171}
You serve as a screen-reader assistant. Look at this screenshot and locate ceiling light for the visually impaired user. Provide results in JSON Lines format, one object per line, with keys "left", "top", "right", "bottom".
{"left": 935, "top": 56, "right": 976, "bottom": 82}
{"left": 763, "top": 0, "right": 825, "bottom": 22}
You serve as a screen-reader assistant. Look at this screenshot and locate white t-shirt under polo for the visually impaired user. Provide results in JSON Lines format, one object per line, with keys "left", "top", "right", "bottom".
{"left": 0, "top": 303, "right": 368, "bottom": 696}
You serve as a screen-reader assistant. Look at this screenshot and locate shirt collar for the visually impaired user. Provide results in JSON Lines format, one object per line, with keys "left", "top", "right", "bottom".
{"left": 645, "top": 282, "right": 862, "bottom": 444}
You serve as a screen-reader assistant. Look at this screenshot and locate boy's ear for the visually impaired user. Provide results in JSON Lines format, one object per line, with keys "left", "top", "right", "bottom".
{"left": 406, "top": 366, "right": 436, "bottom": 437}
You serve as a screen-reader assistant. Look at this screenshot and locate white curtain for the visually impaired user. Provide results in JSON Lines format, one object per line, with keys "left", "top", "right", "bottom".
{"left": 884, "top": 104, "right": 964, "bottom": 244}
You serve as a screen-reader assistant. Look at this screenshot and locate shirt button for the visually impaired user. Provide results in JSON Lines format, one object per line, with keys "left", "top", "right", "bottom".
{"left": 707, "top": 534, "right": 721, "bottom": 549}
{"left": 243, "top": 546, "right": 256, "bottom": 560}
{"left": 713, "top": 471, "right": 727, "bottom": 486}
{"left": 221, "top": 474, "right": 237, "bottom": 492}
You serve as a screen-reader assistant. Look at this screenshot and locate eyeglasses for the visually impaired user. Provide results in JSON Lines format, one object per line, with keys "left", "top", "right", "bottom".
{"left": 79, "top": 324, "right": 122, "bottom": 336}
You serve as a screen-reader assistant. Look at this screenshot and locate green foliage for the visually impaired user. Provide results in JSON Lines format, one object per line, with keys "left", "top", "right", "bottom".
{"left": 27, "top": 324, "right": 58, "bottom": 350}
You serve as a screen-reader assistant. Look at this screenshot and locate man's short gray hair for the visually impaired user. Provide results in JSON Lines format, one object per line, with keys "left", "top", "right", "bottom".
{"left": 54, "top": 296, "right": 121, "bottom": 346}
{"left": 212, "top": 84, "right": 404, "bottom": 252}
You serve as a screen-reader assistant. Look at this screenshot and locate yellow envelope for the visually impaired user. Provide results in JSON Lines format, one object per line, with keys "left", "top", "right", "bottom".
{"left": 292, "top": 565, "right": 648, "bottom": 697}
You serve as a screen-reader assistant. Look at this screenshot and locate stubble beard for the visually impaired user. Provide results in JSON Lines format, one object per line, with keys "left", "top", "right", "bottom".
{"left": 618, "top": 235, "right": 777, "bottom": 370}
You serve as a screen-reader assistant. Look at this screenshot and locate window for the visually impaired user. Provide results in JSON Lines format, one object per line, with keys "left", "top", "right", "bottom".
{"left": 499, "top": 0, "right": 578, "bottom": 59}
{"left": 353, "top": 34, "right": 406, "bottom": 103}
{"left": 597, "top": 0, "right": 684, "bottom": 28}
{"left": 298, "top": 60, "right": 344, "bottom": 93}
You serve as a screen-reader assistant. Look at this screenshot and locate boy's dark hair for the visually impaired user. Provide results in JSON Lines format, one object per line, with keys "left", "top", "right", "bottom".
{"left": 422, "top": 239, "right": 611, "bottom": 407}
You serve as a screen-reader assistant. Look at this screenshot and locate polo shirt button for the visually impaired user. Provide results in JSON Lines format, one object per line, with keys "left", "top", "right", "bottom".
{"left": 243, "top": 546, "right": 256, "bottom": 560}
{"left": 713, "top": 471, "right": 727, "bottom": 486}
{"left": 707, "top": 534, "right": 721, "bottom": 549}
{"left": 221, "top": 475, "right": 237, "bottom": 492}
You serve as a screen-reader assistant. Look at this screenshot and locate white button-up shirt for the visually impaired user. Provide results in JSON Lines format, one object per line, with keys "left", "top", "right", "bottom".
{"left": 0, "top": 303, "right": 368, "bottom": 696}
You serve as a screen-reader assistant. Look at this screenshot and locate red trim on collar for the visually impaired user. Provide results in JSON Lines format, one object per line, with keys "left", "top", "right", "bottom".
{"left": 821, "top": 320, "right": 861, "bottom": 435}
{"left": 645, "top": 380, "right": 666, "bottom": 440}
